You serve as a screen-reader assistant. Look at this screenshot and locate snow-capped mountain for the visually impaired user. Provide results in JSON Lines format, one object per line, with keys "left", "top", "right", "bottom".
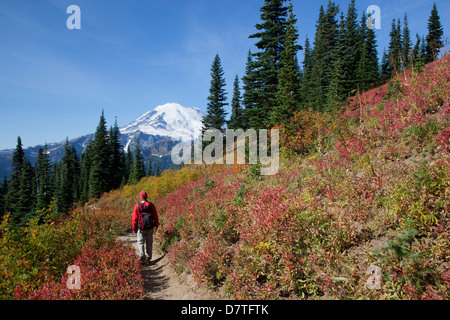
{"left": 120, "top": 103, "right": 204, "bottom": 142}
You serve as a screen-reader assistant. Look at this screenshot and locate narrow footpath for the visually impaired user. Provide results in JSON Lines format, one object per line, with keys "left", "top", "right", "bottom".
{"left": 117, "top": 233, "right": 224, "bottom": 300}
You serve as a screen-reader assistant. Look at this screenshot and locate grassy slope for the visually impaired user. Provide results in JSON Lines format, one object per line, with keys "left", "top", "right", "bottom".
{"left": 102, "top": 56, "right": 450, "bottom": 300}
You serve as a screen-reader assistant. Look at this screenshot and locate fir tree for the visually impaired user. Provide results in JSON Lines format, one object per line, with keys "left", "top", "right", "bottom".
{"left": 425, "top": 2, "right": 443, "bottom": 63}
{"left": 328, "top": 12, "right": 347, "bottom": 106}
{"left": 79, "top": 143, "right": 92, "bottom": 203}
{"left": 228, "top": 75, "right": 244, "bottom": 130}
{"left": 272, "top": 2, "right": 302, "bottom": 125}
{"left": 88, "top": 111, "right": 110, "bottom": 199}
{"left": 36, "top": 145, "right": 53, "bottom": 211}
{"left": 402, "top": 13, "right": 412, "bottom": 69}
{"left": 0, "top": 174, "right": 7, "bottom": 218}
{"left": 124, "top": 144, "right": 133, "bottom": 185}
{"left": 16, "top": 159, "right": 36, "bottom": 227}
{"left": 300, "top": 36, "right": 314, "bottom": 106}
{"left": 310, "top": 2, "right": 340, "bottom": 111}
{"left": 156, "top": 158, "right": 162, "bottom": 177}
{"left": 242, "top": 50, "right": 256, "bottom": 129}
{"left": 202, "top": 54, "right": 228, "bottom": 134}
{"left": 356, "top": 10, "right": 379, "bottom": 91}
{"left": 380, "top": 48, "right": 391, "bottom": 80}
{"left": 246, "top": 0, "right": 288, "bottom": 127}
{"left": 129, "top": 138, "right": 145, "bottom": 184}
{"left": 412, "top": 33, "right": 427, "bottom": 70}
{"left": 5, "top": 137, "right": 25, "bottom": 216}
{"left": 388, "top": 18, "right": 402, "bottom": 75}
{"left": 147, "top": 155, "right": 153, "bottom": 177}
{"left": 108, "top": 118, "right": 124, "bottom": 190}
{"left": 57, "top": 140, "right": 80, "bottom": 214}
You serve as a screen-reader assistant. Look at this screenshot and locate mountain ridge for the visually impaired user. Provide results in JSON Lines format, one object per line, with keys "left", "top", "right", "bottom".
{"left": 0, "top": 103, "right": 205, "bottom": 181}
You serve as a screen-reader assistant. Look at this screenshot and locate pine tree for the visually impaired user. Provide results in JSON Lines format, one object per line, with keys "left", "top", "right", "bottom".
{"left": 300, "top": 36, "right": 314, "bottom": 106}
{"left": 356, "top": 10, "right": 379, "bottom": 91}
{"left": 242, "top": 50, "right": 256, "bottom": 129}
{"left": 88, "top": 111, "right": 110, "bottom": 199}
{"left": 57, "top": 139, "right": 80, "bottom": 214}
{"left": 402, "top": 13, "right": 412, "bottom": 69}
{"left": 228, "top": 75, "right": 244, "bottom": 130}
{"left": 147, "top": 155, "right": 153, "bottom": 177}
{"left": 412, "top": 33, "right": 427, "bottom": 70}
{"left": 328, "top": 12, "right": 347, "bottom": 106}
{"left": 310, "top": 2, "right": 340, "bottom": 111}
{"left": 5, "top": 137, "right": 25, "bottom": 216}
{"left": 79, "top": 143, "right": 92, "bottom": 203}
{"left": 380, "top": 48, "right": 391, "bottom": 80}
{"left": 16, "top": 159, "right": 36, "bottom": 227}
{"left": 124, "top": 144, "right": 133, "bottom": 184}
{"left": 0, "top": 174, "right": 7, "bottom": 218}
{"left": 246, "top": 0, "right": 288, "bottom": 127}
{"left": 425, "top": 2, "right": 443, "bottom": 63}
{"left": 388, "top": 18, "right": 402, "bottom": 75}
{"left": 129, "top": 138, "right": 145, "bottom": 184}
{"left": 108, "top": 118, "right": 124, "bottom": 190}
{"left": 272, "top": 2, "right": 302, "bottom": 125}
{"left": 202, "top": 54, "right": 228, "bottom": 134}
{"left": 156, "top": 158, "right": 162, "bottom": 177}
{"left": 36, "top": 145, "right": 53, "bottom": 211}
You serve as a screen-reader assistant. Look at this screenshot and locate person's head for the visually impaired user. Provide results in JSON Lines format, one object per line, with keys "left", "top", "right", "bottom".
{"left": 140, "top": 191, "right": 148, "bottom": 201}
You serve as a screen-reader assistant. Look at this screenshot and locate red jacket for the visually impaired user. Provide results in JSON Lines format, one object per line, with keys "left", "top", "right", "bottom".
{"left": 132, "top": 201, "right": 160, "bottom": 232}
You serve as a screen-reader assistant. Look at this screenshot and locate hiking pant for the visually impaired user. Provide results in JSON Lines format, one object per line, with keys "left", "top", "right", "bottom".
{"left": 137, "top": 228, "right": 154, "bottom": 260}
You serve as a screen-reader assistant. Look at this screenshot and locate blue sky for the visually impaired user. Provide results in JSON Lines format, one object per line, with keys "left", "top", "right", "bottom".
{"left": 0, "top": 0, "right": 448, "bottom": 149}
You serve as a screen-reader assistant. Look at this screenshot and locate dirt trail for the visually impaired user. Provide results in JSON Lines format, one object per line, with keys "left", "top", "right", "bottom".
{"left": 117, "top": 233, "right": 224, "bottom": 300}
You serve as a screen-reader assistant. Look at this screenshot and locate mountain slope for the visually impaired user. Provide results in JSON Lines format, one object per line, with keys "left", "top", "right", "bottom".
{"left": 97, "top": 55, "right": 450, "bottom": 300}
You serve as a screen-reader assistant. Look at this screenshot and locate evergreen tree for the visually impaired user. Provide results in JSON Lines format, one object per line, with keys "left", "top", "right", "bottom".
{"left": 310, "top": 2, "right": 340, "bottom": 110}
{"left": 108, "top": 118, "right": 124, "bottom": 190}
{"left": 245, "top": 0, "right": 288, "bottom": 127}
{"left": 425, "top": 2, "right": 443, "bottom": 63}
{"left": 0, "top": 174, "right": 7, "bottom": 218}
{"left": 57, "top": 139, "right": 79, "bottom": 214}
{"left": 202, "top": 54, "right": 228, "bottom": 134}
{"left": 147, "top": 155, "right": 153, "bottom": 177}
{"left": 272, "top": 2, "right": 302, "bottom": 125}
{"left": 402, "top": 13, "right": 412, "bottom": 69}
{"left": 356, "top": 10, "right": 379, "bottom": 91}
{"left": 124, "top": 144, "right": 133, "bottom": 185}
{"left": 388, "top": 18, "right": 402, "bottom": 75}
{"left": 228, "top": 75, "right": 244, "bottom": 130}
{"left": 13, "top": 158, "right": 36, "bottom": 227}
{"left": 5, "top": 137, "right": 25, "bottom": 215}
{"left": 79, "top": 144, "right": 92, "bottom": 203}
{"left": 156, "top": 158, "right": 162, "bottom": 177}
{"left": 328, "top": 12, "right": 347, "bottom": 106}
{"left": 412, "top": 33, "right": 427, "bottom": 70}
{"left": 380, "top": 48, "right": 391, "bottom": 80}
{"left": 242, "top": 50, "right": 256, "bottom": 129}
{"left": 300, "top": 36, "right": 314, "bottom": 106}
{"left": 36, "top": 145, "right": 53, "bottom": 211}
{"left": 88, "top": 111, "right": 110, "bottom": 199}
{"left": 129, "top": 138, "right": 145, "bottom": 184}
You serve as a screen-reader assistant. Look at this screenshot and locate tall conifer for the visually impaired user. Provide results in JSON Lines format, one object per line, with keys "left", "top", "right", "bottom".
{"left": 425, "top": 2, "right": 443, "bottom": 63}
{"left": 272, "top": 2, "right": 302, "bottom": 125}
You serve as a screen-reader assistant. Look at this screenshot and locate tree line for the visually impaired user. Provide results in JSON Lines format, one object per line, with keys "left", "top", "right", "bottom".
{"left": 202, "top": 0, "right": 445, "bottom": 133}
{"left": 0, "top": 112, "right": 161, "bottom": 230}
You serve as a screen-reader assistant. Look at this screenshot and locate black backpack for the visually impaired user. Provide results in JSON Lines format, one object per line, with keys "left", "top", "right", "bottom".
{"left": 138, "top": 202, "right": 156, "bottom": 230}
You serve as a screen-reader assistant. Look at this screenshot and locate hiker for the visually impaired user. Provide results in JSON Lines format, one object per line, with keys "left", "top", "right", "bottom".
{"left": 132, "top": 191, "right": 160, "bottom": 264}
